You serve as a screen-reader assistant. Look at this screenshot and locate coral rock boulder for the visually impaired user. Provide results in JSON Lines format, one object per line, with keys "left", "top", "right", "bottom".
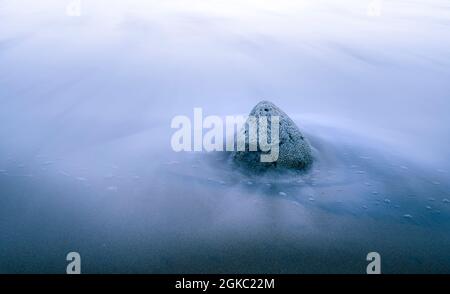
{"left": 232, "top": 100, "right": 313, "bottom": 170}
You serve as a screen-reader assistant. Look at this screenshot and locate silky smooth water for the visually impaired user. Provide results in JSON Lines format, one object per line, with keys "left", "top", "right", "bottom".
{"left": 0, "top": 0, "right": 449, "bottom": 273}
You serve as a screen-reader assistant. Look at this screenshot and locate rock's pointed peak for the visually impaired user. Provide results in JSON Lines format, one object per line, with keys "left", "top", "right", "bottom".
{"left": 252, "top": 100, "right": 279, "bottom": 112}
{"left": 254, "top": 100, "right": 276, "bottom": 107}
{"left": 249, "top": 100, "right": 289, "bottom": 118}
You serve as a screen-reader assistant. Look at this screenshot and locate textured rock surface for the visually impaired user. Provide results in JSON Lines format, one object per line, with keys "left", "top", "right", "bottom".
{"left": 233, "top": 100, "right": 313, "bottom": 170}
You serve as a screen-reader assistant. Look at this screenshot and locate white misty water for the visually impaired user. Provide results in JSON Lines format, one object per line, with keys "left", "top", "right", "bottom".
{"left": 0, "top": 0, "right": 450, "bottom": 273}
